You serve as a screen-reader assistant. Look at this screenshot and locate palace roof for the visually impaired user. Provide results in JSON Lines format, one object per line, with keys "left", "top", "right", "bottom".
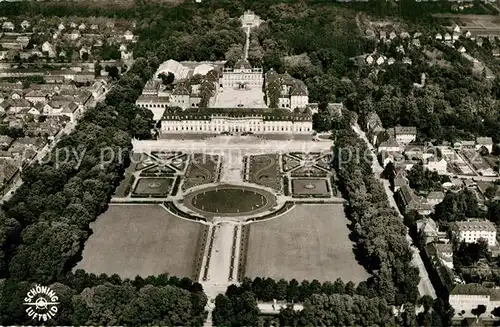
{"left": 161, "top": 107, "right": 312, "bottom": 121}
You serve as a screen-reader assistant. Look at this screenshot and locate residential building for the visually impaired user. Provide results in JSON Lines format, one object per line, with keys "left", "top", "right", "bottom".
{"left": 449, "top": 284, "right": 491, "bottom": 314}
{"left": 425, "top": 158, "right": 447, "bottom": 175}
{"left": 393, "top": 167, "right": 409, "bottom": 192}
{"left": 426, "top": 243, "right": 454, "bottom": 269}
{"left": 25, "top": 90, "right": 49, "bottom": 103}
{"left": 427, "top": 191, "right": 445, "bottom": 206}
{"left": 416, "top": 218, "right": 440, "bottom": 244}
{"left": 378, "top": 139, "right": 402, "bottom": 153}
{"left": 68, "top": 30, "right": 81, "bottom": 40}
{"left": 476, "top": 137, "right": 493, "bottom": 153}
{"left": 265, "top": 69, "right": 308, "bottom": 109}
{"left": 396, "top": 185, "right": 433, "bottom": 215}
{"left": 451, "top": 220, "right": 497, "bottom": 247}
{"left": 388, "top": 126, "right": 417, "bottom": 145}
{"left": 404, "top": 145, "right": 436, "bottom": 161}
{"left": 20, "top": 20, "right": 30, "bottom": 30}
{"left": 123, "top": 30, "right": 134, "bottom": 41}
{"left": 2, "top": 21, "right": 14, "bottom": 32}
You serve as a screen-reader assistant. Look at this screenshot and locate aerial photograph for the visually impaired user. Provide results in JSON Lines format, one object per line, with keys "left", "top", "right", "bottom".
{"left": 1, "top": 0, "right": 500, "bottom": 325}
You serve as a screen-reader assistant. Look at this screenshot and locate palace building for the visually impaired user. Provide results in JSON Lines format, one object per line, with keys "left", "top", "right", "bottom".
{"left": 220, "top": 59, "right": 263, "bottom": 89}
{"left": 136, "top": 57, "right": 339, "bottom": 137}
{"left": 160, "top": 107, "right": 313, "bottom": 135}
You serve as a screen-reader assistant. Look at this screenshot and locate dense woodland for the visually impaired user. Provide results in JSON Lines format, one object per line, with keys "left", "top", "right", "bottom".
{"left": 0, "top": 0, "right": 485, "bottom": 324}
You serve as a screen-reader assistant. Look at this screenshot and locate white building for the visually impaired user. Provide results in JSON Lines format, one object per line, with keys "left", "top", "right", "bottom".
{"left": 449, "top": 284, "right": 496, "bottom": 315}
{"left": 124, "top": 30, "right": 134, "bottom": 41}
{"left": 425, "top": 158, "right": 447, "bottom": 175}
{"left": 221, "top": 59, "right": 263, "bottom": 88}
{"left": 160, "top": 108, "right": 312, "bottom": 135}
{"left": 452, "top": 220, "right": 497, "bottom": 247}
{"left": 265, "top": 70, "right": 308, "bottom": 109}
{"left": 20, "top": 20, "right": 30, "bottom": 30}
{"left": 239, "top": 10, "right": 263, "bottom": 28}
{"left": 476, "top": 137, "right": 493, "bottom": 153}
{"left": 388, "top": 126, "right": 417, "bottom": 145}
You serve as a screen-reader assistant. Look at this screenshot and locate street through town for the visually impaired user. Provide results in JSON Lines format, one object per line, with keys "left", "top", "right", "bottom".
{"left": 352, "top": 123, "right": 437, "bottom": 299}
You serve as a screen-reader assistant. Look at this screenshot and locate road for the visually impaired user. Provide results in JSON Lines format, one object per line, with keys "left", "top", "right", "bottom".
{"left": 133, "top": 137, "right": 333, "bottom": 155}
{"left": 352, "top": 123, "right": 437, "bottom": 299}
{"left": 1, "top": 84, "right": 112, "bottom": 203}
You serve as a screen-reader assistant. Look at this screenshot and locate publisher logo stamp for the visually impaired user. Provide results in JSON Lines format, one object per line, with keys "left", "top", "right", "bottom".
{"left": 23, "top": 285, "right": 59, "bottom": 321}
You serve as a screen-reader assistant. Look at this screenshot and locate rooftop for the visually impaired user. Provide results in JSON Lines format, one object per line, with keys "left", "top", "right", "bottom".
{"left": 450, "top": 283, "right": 489, "bottom": 296}
{"left": 161, "top": 107, "right": 312, "bottom": 121}
{"left": 453, "top": 220, "right": 496, "bottom": 232}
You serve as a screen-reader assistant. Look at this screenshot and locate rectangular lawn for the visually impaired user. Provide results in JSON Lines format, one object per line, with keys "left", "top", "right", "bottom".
{"left": 75, "top": 204, "right": 205, "bottom": 279}
{"left": 244, "top": 204, "right": 369, "bottom": 283}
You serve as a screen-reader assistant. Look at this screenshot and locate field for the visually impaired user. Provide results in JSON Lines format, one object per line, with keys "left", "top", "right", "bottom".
{"left": 75, "top": 205, "right": 206, "bottom": 279}
{"left": 243, "top": 204, "right": 369, "bottom": 282}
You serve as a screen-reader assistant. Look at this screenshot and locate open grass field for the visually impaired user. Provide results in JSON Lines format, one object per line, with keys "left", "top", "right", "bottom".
{"left": 75, "top": 204, "right": 205, "bottom": 279}
{"left": 244, "top": 204, "right": 369, "bottom": 283}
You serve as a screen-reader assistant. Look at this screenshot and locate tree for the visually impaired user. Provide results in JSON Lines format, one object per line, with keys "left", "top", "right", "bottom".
{"left": 491, "top": 306, "right": 500, "bottom": 318}
{"left": 420, "top": 295, "right": 434, "bottom": 313}
{"left": 471, "top": 304, "right": 486, "bottom": 321}
{"left": 454, "top": 240, "right": 489, "bottom": 267}
{"left": 225, "top": 43, "right": 244, "bottom": 66}
{"left": 158, "top": 72, "right": 175, "bottom": 86}
{"left": 312, "top": 112, "right": 331, "bottom": 132}
{"left": 488, "top": 200, "right": 500, "bottom": 224}
{"left": 381, "top": 161, "right": 396, "bottom": 186}
{"left": 105, "top": 65, "right": 120, "bottom": 79}
{"left": 95, "top": 61, "right": 102, "bottom": 77}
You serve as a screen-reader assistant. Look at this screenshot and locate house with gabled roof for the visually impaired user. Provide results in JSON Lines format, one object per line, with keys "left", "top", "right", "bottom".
{"left": 124, "top": 30, "right": 134, "bottom": 41}
{"left": 476, "top": 137, "right": 493, "bottom": 153}
{"left": 68, "top": 30, "right": 81, "bottom": 41}
{"left": 396, "top": 185, "right": 433, "bottom": 215}
{"left": 378, "top": 139, "right": 402, "bottom": 153}
{"left": 2, "top": 21, "right": 14, "bottom": 32}
{"left": 20, "top": 20, "right": 30, "bottom": 30}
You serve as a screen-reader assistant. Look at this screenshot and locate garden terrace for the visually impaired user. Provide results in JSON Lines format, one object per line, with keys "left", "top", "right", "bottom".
{"left": 182, "top": 153, "right": 219, "bottom": 190}
{"left": 131, "top": 177, "right": 174, "bottom": 197}
{"left": 248, "top": 154, "right": 282, "bottom": 191}
{"left": 291, "top": 178, "right": 331, "bottom": 198}
{"left": 183, "top": 184, "right": 277, "bottom": 219}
